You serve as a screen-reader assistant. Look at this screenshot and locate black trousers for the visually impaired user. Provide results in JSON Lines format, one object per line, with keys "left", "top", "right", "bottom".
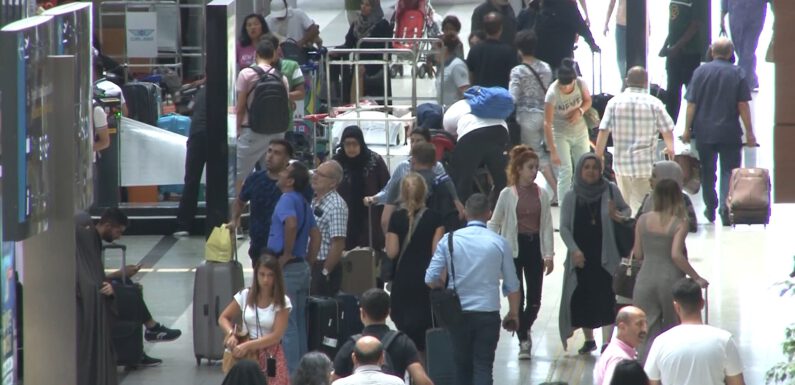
{"left": 665, "top": 53, "right": 702, "bottom": 123}
{"left": 112, "top": 281, "right": 153, "bottom": 323}
{"left": 451, "top": 125, "right": 508, "bottom": 205}
{"left": 448, "top": 311, "right": 501, "bottom": 385}
{"left": 514, "top": 233, "right": 544, "bottom": 342}
{"left": 310, "top": 260, "right": 342, "bottom": 297}
{"left": 175, "top": 132, "right": 207, "bottom": 232}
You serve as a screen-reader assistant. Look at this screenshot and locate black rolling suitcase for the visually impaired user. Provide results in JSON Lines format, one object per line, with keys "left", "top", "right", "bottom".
{"left": 336, "top": 293, "right": 364, "bottom": 345}
{"left": 589, "top": 52, "right": 614, "bottom": 145}
{"left": 122, "top": 81, "right": 161, "bottom": 126}
{"left": 425, "top": 327, "right": 456, "bottom": 385}
{"left": 307, "top": 296, "right": 341, "bottom": 358}
{"left": 103, "top": 243, "right": 145, "bottom": 367}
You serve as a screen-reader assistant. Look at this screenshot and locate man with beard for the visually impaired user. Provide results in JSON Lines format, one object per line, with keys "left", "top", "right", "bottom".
{"left": 593, "top": 306, "right": 648, "bottom": 385}
{"left": 76, "top": 208, "right": 181, "bottom": 381}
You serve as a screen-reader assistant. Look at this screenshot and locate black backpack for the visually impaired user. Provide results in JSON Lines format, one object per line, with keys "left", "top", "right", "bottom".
{"left": 247, "top": 65, "right": 290, "bottom": 134}
{"left": 350, "top": 331, "right": 402, "bottom": 376}
{"left": 426, "top": 174, "right": 462, "bottom": 231}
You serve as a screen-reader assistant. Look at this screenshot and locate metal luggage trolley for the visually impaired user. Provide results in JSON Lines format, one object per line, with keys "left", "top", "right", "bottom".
{"left": 98, "top": 0, "right": 184, "bottom": 80}
{"left": 321, "top": 37, "right": 443, "bottom": 171}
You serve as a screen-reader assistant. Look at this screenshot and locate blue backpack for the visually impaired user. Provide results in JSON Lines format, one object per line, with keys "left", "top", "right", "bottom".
{"left": 464, "top": 86, "right": 515, "bottom": 120}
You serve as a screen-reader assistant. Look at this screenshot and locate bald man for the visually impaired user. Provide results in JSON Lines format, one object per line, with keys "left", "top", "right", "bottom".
{"left": 683, "top": 37, "right": 757, "bottom": 226}
{"left": 595, "top": 67, "right": 675, "bottom": 214}
{"left": 593, "top": 306, "right": 648, "bottom": 385}
{"left": 332, "top": 336, "right": 405, "bottom": 385}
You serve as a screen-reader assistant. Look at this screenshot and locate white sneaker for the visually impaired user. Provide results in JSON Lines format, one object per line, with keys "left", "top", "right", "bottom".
{"left": 518, "top": 341, "right": 531, "bottom": 360}
{"left": 172, "top": 231, "right": 189, "bottom": 238}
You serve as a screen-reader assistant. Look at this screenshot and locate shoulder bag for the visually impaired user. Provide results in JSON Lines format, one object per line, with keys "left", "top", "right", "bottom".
{"left": 608, "top": 186, "right": 636, "bottom": 259}
{"left": 428, "top": 231, "right": 463, "bottom": 328}
{"left": 222, "top": 295, "right": 259, "bottom": 373}
{"left": 612, "top": 252, "right": 641, "bottom": 299}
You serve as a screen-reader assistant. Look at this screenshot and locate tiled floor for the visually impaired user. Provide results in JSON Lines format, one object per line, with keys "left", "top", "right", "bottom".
{"left": 116, "top": 1, "right": 791, "bottom": 384}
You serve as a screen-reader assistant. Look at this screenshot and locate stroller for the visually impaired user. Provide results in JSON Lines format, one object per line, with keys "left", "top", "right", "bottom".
{"left": 389, "top": 0, "right": 441, "bottom": 79}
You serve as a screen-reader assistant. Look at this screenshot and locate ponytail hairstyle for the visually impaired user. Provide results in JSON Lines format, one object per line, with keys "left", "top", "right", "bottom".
{"left": 506, "top": 145, "right": 540, "bottom": 186}
{"left": 399, "top": 172, "right": 428, "bottom": 236}
{"left": 557, "top": 58, "right": 578, "bottom": 85}
{"left": 652, "top": 179, "right": 687, "bottom": 225}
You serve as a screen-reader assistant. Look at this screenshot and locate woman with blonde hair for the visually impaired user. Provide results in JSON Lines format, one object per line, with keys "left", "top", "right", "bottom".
{"left": 219, "top": 255, "right": 291, "bottom": 385}
{"left": 385, "top": 172, "right": 444, "bottom": 352}
{"left": 632, "top": 179, "right": 709, "bottom": 362}
{"left": 488, "top": 145, "right": 555, "bottom": 360}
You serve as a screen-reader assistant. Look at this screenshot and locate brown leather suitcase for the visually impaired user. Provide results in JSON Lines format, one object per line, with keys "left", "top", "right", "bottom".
{"left": 727, "top": 167, "right": 771, "bottom": 226}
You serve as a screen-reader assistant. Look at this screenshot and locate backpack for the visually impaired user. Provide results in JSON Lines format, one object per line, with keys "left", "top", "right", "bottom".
{"left": 247, "top": 65, "right": 290, "bottom": 134}
{"left": 464, "top": 86, "right": 515, "bottom": 120}
{"left": 350, "top": 330, "right": 403, "bottom": 376}
{"left": 426, "top": 174, "right": 462, "bottom": 231}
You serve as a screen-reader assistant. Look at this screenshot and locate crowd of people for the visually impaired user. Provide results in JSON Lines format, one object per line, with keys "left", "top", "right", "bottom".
{"left": 79, "top": 0, "right": 770, "bottom": 384}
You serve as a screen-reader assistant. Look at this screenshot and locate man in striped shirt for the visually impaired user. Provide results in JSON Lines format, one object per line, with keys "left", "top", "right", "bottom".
{"left": 595, "top": 67, "right": 676, "bottom": 213}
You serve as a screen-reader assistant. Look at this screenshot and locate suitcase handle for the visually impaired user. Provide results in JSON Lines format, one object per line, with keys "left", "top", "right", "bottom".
{"left": 214, "top": 296, "right": 220, "bottom": 325}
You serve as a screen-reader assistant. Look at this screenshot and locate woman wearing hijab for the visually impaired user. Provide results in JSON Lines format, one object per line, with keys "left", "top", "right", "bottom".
{"left": 632, "top": 178, "right": 708, "bottom": 362}
{"left": 333, "top": 126, "right": 390, "bottom": 251}
{"left": 559, "top": 153, "right": 630, "bottom": 355}
{"left": 635, "top": 161, "right": 698, "bottom": 232}
{"left": 222, "top": 360, "right": 268, "bottom": 385}
{"left": 335, "top": 0, "right": 393, "bottom": 104}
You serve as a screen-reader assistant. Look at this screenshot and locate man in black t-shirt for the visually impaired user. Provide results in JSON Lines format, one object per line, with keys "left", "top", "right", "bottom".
{"left": 332, "top": 289, "right": 433, "bottom": 385}
{"left": 466, "top": 12, "right": 519, "bottom": 89}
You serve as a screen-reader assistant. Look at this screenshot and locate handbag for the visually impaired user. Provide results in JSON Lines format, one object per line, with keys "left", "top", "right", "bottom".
{"left": 674, "top": 152, "right": 701, "bottom": 194}
{"left": 428, "top": 231, "right": 463, "bottom": 328}
{"left": 612, "top": 254, "right": 641, "bottom": 298}
{"left": 608, "top": 186, "right": 636, "bottom": 259}
{"left": 205, "top": 224, "right": 233, "bottom": 262}
{"left": 380, "top": 208, "right": 427, "bottom": 282}
{"left": 222, "top": 304, "right": 258, "bottom": 373}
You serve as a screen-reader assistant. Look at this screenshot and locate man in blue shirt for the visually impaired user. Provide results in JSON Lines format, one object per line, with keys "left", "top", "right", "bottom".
{"left": 267, "top": 160, "right": 320, "bottom": 375}
{"left": 425, "top": 193, "right": 520, "bottom": 385}
{"left": 683, "top": 37, "right": 757, "bottom": 226}
{"left": 228, "top": 139, "right": 292, "bottom": 266}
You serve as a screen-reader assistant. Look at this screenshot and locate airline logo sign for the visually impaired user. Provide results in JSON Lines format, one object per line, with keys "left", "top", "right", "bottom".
{"left": 126, "top": 12, "right": 157, "bottom": 58}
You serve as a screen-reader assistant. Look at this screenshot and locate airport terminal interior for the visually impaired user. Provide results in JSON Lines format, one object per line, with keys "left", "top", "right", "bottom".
{"left": 1, "top": 0, "right": 794, "bottom": 384}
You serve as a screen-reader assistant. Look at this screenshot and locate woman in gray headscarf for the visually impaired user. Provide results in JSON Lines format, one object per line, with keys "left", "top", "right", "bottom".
{"left": 636, "top": 160, "right": 698, "bottom": 232}
{"left": 337, "top": 0, "right": 392, "bottom": 104}
{"left": 558, "top": 153, "right": 630, "bottom": 354}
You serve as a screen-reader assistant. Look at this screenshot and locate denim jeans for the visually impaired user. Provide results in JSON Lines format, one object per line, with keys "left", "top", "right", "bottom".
{"left": 553, "top": 130, "right": 591, "bottom": 198}
{"left": 448, "top": 311, "right": 501, "bottom": 385}
{"left": 282, "top": 261, "right": 311, "bottom": 375}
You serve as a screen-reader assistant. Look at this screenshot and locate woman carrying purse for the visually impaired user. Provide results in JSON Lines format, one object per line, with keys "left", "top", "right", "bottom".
{"left": 219, "top": 255, "right": 291, "bottom": 385}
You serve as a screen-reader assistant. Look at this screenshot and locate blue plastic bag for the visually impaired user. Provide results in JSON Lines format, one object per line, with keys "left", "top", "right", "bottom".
{"left": 464, "top": 86, "right": 514, "bottom": 120}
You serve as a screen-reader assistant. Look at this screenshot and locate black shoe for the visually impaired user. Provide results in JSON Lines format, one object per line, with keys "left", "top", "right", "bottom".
{"left": 578, "top": 340, "right": 597, "bottom": 355}
{"left": 720, "top": 211, "right": 731, "bottom": 227}
{"left": 140, "top": 354, "right": 163, "bottom": 367}
{"left": 704, "top": 209, "right": 716, "bottom": 223}
{"left": 145, "top": 323, "right": 182, "bottom": 342}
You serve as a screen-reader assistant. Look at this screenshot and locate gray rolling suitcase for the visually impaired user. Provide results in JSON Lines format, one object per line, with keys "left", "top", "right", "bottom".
{"left": 340, "top": 207, "right": 379, "bottom": 296}
{"left": 193, "top": 242, "right": 244, "bottom": 365}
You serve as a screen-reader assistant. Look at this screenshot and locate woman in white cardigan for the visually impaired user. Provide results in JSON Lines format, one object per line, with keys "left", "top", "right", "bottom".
{"left": 487, "top": 145, "right": 555, "bottom": 361}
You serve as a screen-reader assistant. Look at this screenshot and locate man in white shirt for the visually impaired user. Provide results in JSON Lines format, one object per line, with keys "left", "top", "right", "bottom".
{"left": 331, "top": 335, "right": 405, "bottom": 385}
{"left": 593, "top": 306, "right": 647, "bottom": 385}
{"left": 644, "top": 278, "right": 745, "bottom": 385}
{"left": 266, "top": 0, "right": 321, "bottom": 50}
